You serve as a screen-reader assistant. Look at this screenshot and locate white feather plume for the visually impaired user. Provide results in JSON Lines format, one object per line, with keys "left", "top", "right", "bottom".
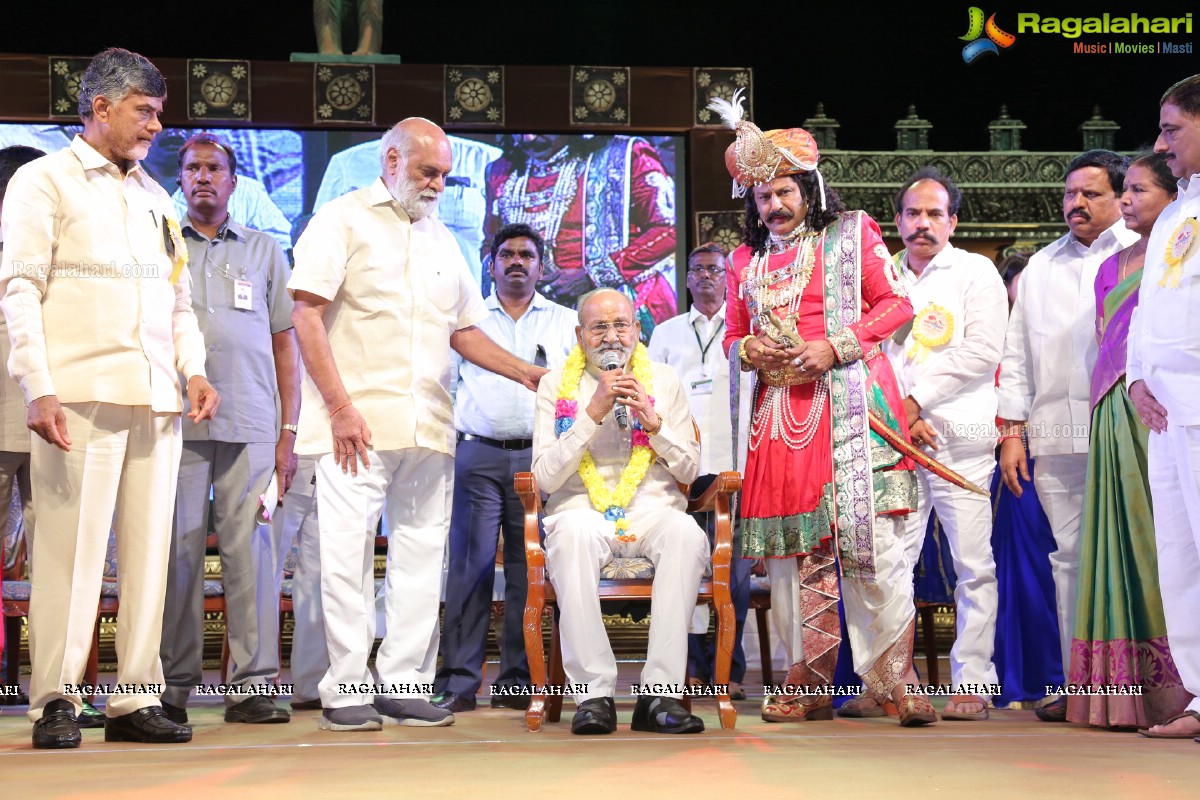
{"left": 706, "top": 87, "right": 746, "bottom": 130}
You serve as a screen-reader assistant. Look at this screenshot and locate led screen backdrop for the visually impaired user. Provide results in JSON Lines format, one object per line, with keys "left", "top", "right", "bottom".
{"left": 0, "top": 125, "right": 683, "bottom": 332}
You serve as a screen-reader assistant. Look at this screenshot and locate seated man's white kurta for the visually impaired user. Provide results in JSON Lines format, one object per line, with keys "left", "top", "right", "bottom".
{"left": 531, "top": 288, "right": 710, "bottom": 735}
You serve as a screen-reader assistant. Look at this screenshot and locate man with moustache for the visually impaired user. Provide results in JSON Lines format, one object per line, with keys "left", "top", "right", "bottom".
{"left": 289, "top": 117, "right": 547, "bottom": 732}
{"left": 0, "top": 47, "right": 219, "bottom": 748}
{"left": 159, "top": 134, "right": 299, "bottom": 725}
{"left": 532, "top": 287, "right": 709, "bottom": 735}
{"left": 431, "top": 224, "right": 576, "bottom": 713}
{"left": 647, "top": 242, "right": 753, "bottom": 699}
{"left": 712, "top": 94, "right": 926, "bottom": 726}
{"left": 883, "top": 167, "right": 1007, "bottom": 721}
{"left": 998, "top": 150, "right": 1136, "bottom": 722}
{"left": 481, "top": 134, "right": 678, "bottom": 332}
{"left": 1128, "top": 74, "right": 1200, "bottom": 740}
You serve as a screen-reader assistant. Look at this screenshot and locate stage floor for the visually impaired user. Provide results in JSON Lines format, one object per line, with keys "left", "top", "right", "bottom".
{"left": 2, "top": 667, "right": 1197, "bottom": 799}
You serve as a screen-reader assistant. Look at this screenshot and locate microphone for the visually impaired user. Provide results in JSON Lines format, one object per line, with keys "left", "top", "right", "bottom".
{"left": 600, "top": 350, "right": 630, "bottom": 430}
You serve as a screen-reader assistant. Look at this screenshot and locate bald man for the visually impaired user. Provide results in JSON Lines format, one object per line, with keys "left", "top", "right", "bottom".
{"left": 289, "top": 118, "right": 547, "bottom": 731}
{"left": 532, "top": 288, "right": 709, "bottom": 735}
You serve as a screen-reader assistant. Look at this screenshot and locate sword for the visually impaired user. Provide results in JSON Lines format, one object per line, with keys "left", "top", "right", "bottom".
{"left": 868, "top": 411, "right": 990, "bottom": 497}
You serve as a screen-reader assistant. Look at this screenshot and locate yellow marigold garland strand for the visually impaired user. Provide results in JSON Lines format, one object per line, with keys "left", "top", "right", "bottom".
{"left": 554, "top": 344, "right": 656, "bottom": 543}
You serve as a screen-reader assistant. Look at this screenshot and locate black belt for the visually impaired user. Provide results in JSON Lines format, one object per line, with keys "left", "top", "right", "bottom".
{"left": 457, "top": 431, "right": 532, "bottom": 451}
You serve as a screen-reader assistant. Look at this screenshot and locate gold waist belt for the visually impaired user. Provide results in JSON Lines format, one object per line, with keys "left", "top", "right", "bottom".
{"left": 757, "top": 344, "right": 883, "bottom": 387}
{"left": 760, "top": 365, "right": 819, "bottom": 387}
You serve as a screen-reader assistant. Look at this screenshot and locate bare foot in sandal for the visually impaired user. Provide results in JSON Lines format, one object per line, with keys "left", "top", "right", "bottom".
{"left": 943, "top": 693, "right": 989, "bottom": 720}
{"left": 1140, "top": 710, "right": 1200, "bottom": 739}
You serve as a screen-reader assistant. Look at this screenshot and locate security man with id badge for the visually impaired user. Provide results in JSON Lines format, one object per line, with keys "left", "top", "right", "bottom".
{"left": 159, "top": 133, "right": 302, "bottom": 725}
{"left": 647, "top": 242, "right": 753, "bottom": 699}
{"left": 432, "top": 223, "right": 577, "bottom": 713}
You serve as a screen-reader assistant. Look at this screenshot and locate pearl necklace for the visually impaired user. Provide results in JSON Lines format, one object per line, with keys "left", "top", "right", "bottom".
{"left": 741, "top": 229, "right": 819, "bottom": 327}
{"left": 750, "top": 378, "right": 828, "bottom": 450}
{"left": 498, "top": 152, "right": 580, "bottom": 275}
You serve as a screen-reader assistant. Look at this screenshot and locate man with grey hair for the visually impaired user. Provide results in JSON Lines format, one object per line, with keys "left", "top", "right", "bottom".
{"left": 0, "top": 47, "right": 219, "bottom": 748}
{"left": 290, "top": 117, "right": 547, "bottom": 732}
{"left": 531, "top": 287, "right": 709, "bottom": 735}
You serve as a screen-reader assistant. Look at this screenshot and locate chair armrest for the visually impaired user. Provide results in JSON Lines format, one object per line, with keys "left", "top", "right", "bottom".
{"left": 514, "top": 472, "right": 544, "bottom": 568}
{"left": 686, "top": 471, "right": 742, "bottom": 515}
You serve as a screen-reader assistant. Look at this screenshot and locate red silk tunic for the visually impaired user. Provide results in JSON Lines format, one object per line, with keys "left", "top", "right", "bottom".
{"left": 723, "top": 213, "right": 915, "bottom": 558}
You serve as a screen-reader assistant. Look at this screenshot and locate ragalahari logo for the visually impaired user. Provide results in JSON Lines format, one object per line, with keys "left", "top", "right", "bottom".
{"left": 960, "top": 7, "right": 1017, "bottom": 62}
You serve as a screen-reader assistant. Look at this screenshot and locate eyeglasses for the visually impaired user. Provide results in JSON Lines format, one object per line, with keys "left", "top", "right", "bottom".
{"left": 687, "top": 265, "right": 724, "bottom": 276}
{"left": 585, "top": 321, "right": 634, "bottom": 337}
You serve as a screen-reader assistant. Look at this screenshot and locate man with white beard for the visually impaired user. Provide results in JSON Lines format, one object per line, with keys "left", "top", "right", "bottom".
{"left": 531, "top": 288, "right": 709, "bottom": 735}
{"left": 289, "top": 117, "right": 548, "bottom": 731}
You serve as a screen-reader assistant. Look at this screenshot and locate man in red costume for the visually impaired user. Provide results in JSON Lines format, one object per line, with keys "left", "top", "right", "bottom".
{"left": 481, "top": 135, "right": 677, "bottom": 335}
{"left": 713, "top": 91, "right": 933, "bottom": 726}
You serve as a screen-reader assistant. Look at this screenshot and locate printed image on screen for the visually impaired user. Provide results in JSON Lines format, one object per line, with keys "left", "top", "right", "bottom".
{"left": 0, "top": 125, "right": 681, "bottom": 334}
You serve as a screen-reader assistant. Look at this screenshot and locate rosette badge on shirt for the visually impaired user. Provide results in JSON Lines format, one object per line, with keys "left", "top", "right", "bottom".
{"left": 163, "top": 216, "right": 189, "bottom": 285}
{"left": 906, "top": 303, "right": 954, "bottom": 363}
{"left": 1160, "top": 217, "right": 1197, "bottom": 289}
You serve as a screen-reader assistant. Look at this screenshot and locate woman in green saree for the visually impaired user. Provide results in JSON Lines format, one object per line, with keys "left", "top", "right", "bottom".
{"left": 1067, "top": 152, "right": 1192, "bottom": 728}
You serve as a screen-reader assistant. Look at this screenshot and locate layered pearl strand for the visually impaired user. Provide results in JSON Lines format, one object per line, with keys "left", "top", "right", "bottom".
{"left": 745, "top": 224, "right": 827, "bottom": 451}
{"left": 498, "top": 146, "right": 579, "bottom": 275}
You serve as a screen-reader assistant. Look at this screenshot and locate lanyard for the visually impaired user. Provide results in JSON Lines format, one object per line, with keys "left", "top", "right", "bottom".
{"left": 693, "top": 317, "right": 725, "bottom": 368}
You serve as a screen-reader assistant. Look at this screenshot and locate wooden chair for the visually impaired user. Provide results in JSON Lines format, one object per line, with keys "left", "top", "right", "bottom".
{"left": 515, "top": 467, "right": 742, "bottom": 732}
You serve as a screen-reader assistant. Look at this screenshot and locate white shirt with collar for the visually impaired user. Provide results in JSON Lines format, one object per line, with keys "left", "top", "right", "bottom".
{"left": 998, "top": 220, "right": 1138, "bottom": 456}
{"left": 0, "top": 135, "right": 207, "bottom": 414}
{"left": 288, "top": 178, "right": 488, "bottom": 457}
{"left": 451, "top": 291, "right": 577, "bottom": 440}
{"left": 647, "top": 303, "right": 745, "bottom": 475}
{"left": 1128, "top": 172, "right": 1200, "bottom": 426}
{"left": 886, "top": 245, "right": 1008, "bottom": 442}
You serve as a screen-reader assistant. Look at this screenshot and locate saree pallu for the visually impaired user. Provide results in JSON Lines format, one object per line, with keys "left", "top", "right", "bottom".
{"left": 1067, "top": 265, "right": 1190, "bottom": 727}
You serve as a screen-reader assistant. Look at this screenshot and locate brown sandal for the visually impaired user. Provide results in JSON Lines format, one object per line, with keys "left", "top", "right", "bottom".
{"left": 1138, "top": 710, "right": 1200, "bottom": 739}
{"left": 837, "top": 693, "right": 892, "bottom": 718}
{"left": 942, "top": 693, "right": 990, "bottom": 721}
{"left": 897, "top": 693, "right": 937, "bottom": 727}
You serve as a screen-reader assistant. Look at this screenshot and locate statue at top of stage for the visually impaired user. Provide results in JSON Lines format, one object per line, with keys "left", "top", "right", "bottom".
{"left": 314, "top": 0, "right": 383, "bottom": 56}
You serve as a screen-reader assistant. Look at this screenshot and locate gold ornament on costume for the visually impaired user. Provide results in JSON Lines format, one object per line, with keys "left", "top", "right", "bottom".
{"left": 906, "top": 303, "right": 954, "bottom": 362}
{"left": 707, "top": 88, "right": 820, "bottom": 197}
{"left": 1160, "top": 217, "right": 1197, "bottom": 289}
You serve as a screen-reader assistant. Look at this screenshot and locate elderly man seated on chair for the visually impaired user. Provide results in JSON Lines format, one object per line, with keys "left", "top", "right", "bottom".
{"left": 532, "top": 288, "right": 709, "bottom": 735}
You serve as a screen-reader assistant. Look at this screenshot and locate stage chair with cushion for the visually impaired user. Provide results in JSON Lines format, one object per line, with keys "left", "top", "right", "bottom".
{"left": 515, "top": 462, "right": 742, "bottom": 732}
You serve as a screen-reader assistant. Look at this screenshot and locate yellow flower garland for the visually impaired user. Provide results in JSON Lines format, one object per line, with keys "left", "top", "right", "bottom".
{"left": 556, "top": 344, "right": 656, "bottom": 542}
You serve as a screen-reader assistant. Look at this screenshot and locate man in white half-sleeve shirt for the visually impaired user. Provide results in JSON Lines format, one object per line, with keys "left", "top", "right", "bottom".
{"left": 289, "top": 117, "right": 547, "bottom": 732}
{"left": 1128, "top": 74, "right": 1200, "bottom": 740}
{"left": 0, "top": 48, "right": 219, "bottom": 749}
{"left": 997, "top": 149, "right": 1136, "bottom": 722}
{"left": 885, "top": 167, "right": 1007, "bottom": 721}
{"left": 647, "top": 242, "right": 752, "bottom": 700}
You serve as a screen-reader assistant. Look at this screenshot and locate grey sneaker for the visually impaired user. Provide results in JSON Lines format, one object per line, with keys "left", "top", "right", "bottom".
{"left": 373, "top": 697, "right": 455, "bottom": 727}
{"left": 318, "top": 704, "right": 383, "bottom": 731}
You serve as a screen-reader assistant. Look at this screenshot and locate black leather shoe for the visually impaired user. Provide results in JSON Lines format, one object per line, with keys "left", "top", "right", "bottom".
{"left": 431, "top": 691, "right": 477, "bottom": 712}
{"left": 571, "top": 697, "right": 617, "bottom": 735}
{"left": 104, "top": 706, "right": 193, "bottom": 743}
{"left": 76, "top": 701, "right": 107, "bottom": 729}
{"left": 33, "top": 699, "right": 81, "bottom": 749}
{"left": 161, "top": 702, "right": 189, "bottom": 725}
{"left": 490, "top": 692, "right": 530, "bottom": 710}
{"left": 224, "top": 696, "right": 290, "bottom": 724}
{"left": 1035, "top": 697, "right": 1067, "bottom": 722}
{"left": 631, "top": 696, "right": 705, "bottom": 734}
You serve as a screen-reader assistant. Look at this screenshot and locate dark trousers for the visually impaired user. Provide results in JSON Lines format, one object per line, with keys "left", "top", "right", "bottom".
{"left": 686, "top": 473, "right": 751, "bottom": 684}
{"left": 435, "top": 439, "right": 532, "bottom": 697}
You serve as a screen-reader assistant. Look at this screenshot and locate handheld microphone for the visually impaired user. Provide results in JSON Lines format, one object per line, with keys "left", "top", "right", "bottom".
{"left": 600, "top": 351, "right": 630, "bottom": 430}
